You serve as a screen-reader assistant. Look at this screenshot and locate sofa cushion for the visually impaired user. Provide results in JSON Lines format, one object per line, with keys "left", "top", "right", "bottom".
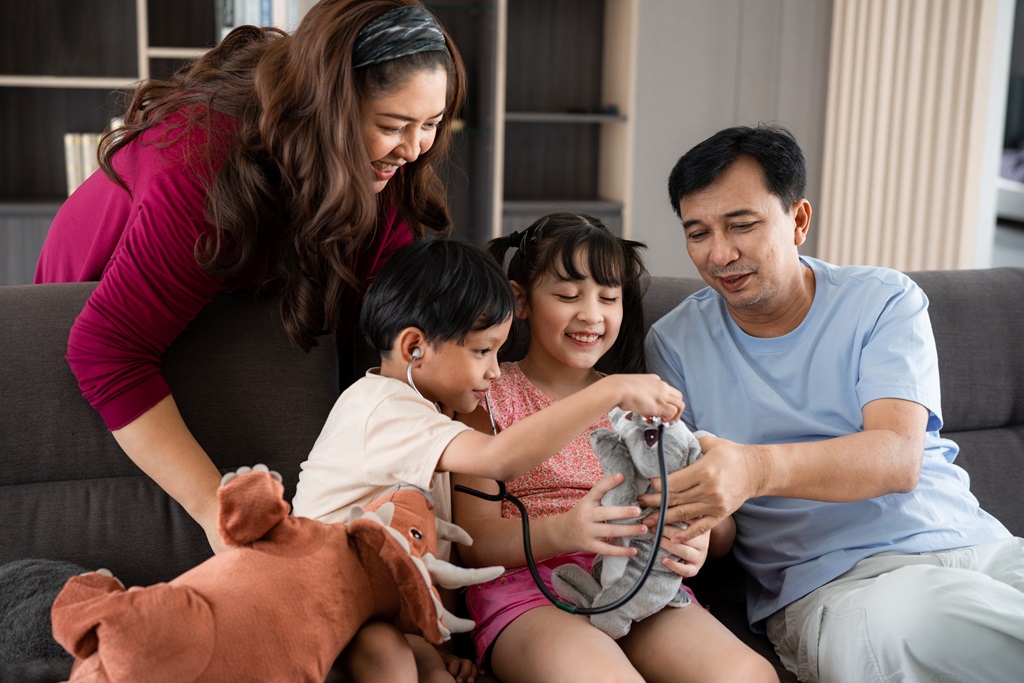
{"left": 0, "top": 283, "right": 341, "bottom": 587}
{"left": 909, "top": 268, "right": 1024, "bottom": 537}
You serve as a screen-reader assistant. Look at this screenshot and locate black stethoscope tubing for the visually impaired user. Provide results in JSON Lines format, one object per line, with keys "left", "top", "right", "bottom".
{"left": 454, "top": 393, "right": 670, "bottom": 615}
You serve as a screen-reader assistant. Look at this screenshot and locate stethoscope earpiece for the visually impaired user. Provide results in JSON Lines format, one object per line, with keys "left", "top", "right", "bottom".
{"left": 407, "top": 349, "right": 422, "bottom": 395}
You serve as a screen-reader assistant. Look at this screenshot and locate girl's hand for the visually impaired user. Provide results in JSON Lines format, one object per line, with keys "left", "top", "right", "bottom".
{"left": 441, "top": 650, "right": 479, "bottom": 683}
{"left": 608, "top": 374, "right": 684, "bottom": 423}
{"left": 657, "top": 528, "right": 711, "bottom": 579}
{"left": 558, "top": 473, "right": 649, "bottom": 556}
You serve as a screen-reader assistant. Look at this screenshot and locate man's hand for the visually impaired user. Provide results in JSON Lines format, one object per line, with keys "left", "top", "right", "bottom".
{"left": 638, "top": 434, "right": 769, "bottom": 544}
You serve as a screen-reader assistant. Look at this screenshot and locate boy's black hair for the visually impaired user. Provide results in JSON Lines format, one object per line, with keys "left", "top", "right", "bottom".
{"left": 486, "top": 212, "right": 650, "bottom": 375}
{"left": 667, "top": 123, "right": 806, "bottom": 216}
{"left": 360, "top": 238, "right": 516, "bottom": 354}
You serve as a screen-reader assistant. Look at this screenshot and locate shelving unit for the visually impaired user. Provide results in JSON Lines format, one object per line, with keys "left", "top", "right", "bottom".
{"left": 0, "top": 0, "right": 218, "bottom": 284}
{"left": 997, "top": 0, "right": 1024, "bottom": 227}
{"left": 424, "top": 0, "right": 638, "bottom": 242}
{"left": 0, "top": 0, "right": 637, "bottom": 282}
{"left": 423, "top": 1, "right": 499, "bottom": 245}
{"left": 492, "top": 0, "right": 637, "bottom": 237}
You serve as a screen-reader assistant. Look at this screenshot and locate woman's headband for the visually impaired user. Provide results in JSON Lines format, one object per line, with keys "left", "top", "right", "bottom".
{"left": 353, "top": 5, "right": 447, "bottom": 69}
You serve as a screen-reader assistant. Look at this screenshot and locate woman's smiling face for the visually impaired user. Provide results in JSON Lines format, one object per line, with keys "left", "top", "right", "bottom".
{"left": 360, "top": 66, "right": 448, "bottom": 193}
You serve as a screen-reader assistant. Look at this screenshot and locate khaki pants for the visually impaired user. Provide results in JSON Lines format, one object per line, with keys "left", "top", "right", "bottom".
{"left": 765, "top": 537, "right": 1024, "bottom": 683}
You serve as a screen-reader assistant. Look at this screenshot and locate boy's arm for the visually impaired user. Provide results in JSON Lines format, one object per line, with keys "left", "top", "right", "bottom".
{"left": 438, "top": 374, "right": 682, "bottom": 481}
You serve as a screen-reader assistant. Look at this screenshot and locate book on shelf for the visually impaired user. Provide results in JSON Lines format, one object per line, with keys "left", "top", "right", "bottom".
{"left": 217, "top": 0, "right": 312, "bottom": 40}
{"left": 63, "top": 133, "right": 83, "bottom": 197}
{"left": 64, "top": 131, "right": 108, "bottom": 196}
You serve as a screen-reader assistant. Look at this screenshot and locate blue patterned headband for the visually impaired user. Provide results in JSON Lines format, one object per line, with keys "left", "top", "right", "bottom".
{"left": 353, "top": 5, "right": 446, "bottom": 69}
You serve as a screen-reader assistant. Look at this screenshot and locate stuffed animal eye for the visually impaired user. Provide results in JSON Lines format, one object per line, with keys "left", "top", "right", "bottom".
{"left": 410, "top": 528, "right": 423, "bottom": 540}
{"left": 643, "top": 429, "right": 659, "bottom": 447}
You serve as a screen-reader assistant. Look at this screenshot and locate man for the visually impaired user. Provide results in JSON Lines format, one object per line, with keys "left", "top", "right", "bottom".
{"left": 642, "top": 124, "right": 1024, "bottom": 682}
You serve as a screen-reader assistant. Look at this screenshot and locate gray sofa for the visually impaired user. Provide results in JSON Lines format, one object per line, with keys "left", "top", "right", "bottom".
{"left": 2, "top": 267, "right": 1023, "bottom": 682}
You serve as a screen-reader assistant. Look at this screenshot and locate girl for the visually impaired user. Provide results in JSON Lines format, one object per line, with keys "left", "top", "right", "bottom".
{"left": 453, "top": 213, "right": 778, "bottom": 683}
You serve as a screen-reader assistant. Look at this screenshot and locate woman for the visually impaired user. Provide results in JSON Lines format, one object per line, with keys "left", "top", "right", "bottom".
{"left": 34, "top": 0, "right": 466, "bottom": 556}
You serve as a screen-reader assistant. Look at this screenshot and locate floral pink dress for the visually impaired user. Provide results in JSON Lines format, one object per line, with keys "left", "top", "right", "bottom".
{"left": 465, "top": 362, "right": 609, "bottom": 662}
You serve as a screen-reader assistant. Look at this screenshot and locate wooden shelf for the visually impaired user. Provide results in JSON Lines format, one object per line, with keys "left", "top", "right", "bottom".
{"left": 505, "top": 111, "right": 626, "bottom": 124}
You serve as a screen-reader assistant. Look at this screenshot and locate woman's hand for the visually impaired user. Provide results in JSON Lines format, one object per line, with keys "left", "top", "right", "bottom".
{"left": 556, "top": 473, "right": 648, "bottom": 556}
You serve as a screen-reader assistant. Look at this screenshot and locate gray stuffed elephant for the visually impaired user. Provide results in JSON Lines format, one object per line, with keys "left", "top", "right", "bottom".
{"left": 551, "top": 409, "right": 706, "bottom": 639}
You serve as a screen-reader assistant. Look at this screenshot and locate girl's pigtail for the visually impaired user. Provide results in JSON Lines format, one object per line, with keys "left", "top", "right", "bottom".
{"left": 486, "top": 234, "right": 513, "bottom": 271}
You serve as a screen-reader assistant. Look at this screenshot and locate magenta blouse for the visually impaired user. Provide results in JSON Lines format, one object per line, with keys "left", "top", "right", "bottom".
{"left": 36, "top": 113, "right": 412, "bottom": 430}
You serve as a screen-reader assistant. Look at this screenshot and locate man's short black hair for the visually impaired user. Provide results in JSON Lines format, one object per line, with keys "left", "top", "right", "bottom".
{"left": 667, "top": 124, "right": 806, "bottom": 217}
{"left": 360, "top": 238, "right": 516, "bottom": 354}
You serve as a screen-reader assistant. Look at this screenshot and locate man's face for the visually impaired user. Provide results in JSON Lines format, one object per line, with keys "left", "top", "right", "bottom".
{"left": 678, "top": 155, "right": 809, "bottom": 319}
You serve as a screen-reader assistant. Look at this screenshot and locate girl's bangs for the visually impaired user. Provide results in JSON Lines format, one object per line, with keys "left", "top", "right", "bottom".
{"left": 550, "top": 229, "right": 624, "bottom": 287}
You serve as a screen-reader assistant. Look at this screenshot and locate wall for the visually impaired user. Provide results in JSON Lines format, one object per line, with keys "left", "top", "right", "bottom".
{"left": 629, "top": 0, "right": 834, "bottom": 279}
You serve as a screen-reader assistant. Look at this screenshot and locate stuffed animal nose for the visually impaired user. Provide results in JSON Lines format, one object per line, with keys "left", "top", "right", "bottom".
{"left": 644, "top": 429, "right": 659, "bottom": 447}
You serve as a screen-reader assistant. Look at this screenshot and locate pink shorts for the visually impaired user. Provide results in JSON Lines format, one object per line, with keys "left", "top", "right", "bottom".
{"left": 464, "top": 552, "right": 700, "bottom": 665}
{"left": 465, "top": 552, "right": 596, "bottom": 664}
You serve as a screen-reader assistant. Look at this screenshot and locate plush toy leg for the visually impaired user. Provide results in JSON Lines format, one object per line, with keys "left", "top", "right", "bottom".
{"left": 218, "top": 466, "right": 289, "bottom": 547}
{"left": 50, "top": 571, "right": 125, "bottom": 660}
{"left": 589, "top": 550, "right": 688, "bottom": 640}
{"left": 52, "top": 574, "right": 216, "bottom": 683}
{"left": 550, "top": 564, "right": 600, "bottom": 609}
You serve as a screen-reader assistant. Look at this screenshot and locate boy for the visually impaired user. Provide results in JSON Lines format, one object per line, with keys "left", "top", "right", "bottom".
{"left": 293, "top": 238, "right": 683, "bottom": 683}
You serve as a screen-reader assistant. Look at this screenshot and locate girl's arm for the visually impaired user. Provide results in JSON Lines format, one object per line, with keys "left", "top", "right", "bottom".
{"left": 658, "top": 515, "right": 735, "bottom": 579}
{"left": 451, "top": 407, "right": 646, "bottom": 569}
{"left": 438, "top": 373, "right": 682, "bottom": 481}
{"left": 452, "top": 471, "right": 644, "bottom": 569}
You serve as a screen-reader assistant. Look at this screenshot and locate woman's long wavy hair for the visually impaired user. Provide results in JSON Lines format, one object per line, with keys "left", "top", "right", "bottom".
{"left": 97, "top": 0, "right": 467, "bottom": 350}
{"left": 487, "top": 213, "right": 650, "bottom": 375}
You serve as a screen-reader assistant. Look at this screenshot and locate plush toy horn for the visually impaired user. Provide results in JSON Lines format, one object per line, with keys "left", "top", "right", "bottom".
{"left": 422, "top": 554, "right": 503, "bottom": 589}
{"left": 436, "top": 518, "right": 474, "bottom": 546}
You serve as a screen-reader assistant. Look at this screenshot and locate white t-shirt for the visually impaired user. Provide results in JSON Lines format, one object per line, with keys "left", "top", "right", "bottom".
{"left": 292, "top": 370, "right": 471, "bottom": 559}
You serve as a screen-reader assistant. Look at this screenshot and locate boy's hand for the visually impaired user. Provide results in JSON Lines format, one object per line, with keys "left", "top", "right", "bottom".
{"left": 557, "top": 473, "right": 648, "bottom": 556}
{"left": 441, "top": 650, "right": 479, "bottom": 683}
{"left": 608, "top": 374, "right": 684, "bottom": 423}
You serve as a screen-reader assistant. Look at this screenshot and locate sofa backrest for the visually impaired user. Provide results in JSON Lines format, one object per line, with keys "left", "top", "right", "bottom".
{"left": 907, "top": 268, "right": 1024, "bottom": 535}
{"left": 0, "top": 283, "right": 341, "bottom": 587}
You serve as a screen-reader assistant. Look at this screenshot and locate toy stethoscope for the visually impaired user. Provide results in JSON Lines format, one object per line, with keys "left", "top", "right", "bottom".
{"left": 408, "top": 351, "right": 671, "bottom": 615}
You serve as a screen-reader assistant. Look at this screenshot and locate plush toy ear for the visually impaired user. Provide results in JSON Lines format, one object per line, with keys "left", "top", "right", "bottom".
{"left": 590, "top": 430, "right": 639, "bottom": 508}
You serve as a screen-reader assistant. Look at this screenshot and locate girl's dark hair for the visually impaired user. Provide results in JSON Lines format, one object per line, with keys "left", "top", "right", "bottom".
{"left": 360, "top": 239, "right": 517, "bottom": 355}
{"left": 97, "top": 0, "right": 468, "bottom": 351}
{"left": 486, "top": 212, "right": 650, "bottom": 374}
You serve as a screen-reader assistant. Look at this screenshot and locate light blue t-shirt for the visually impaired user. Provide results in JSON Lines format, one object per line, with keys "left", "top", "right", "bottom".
{"left": 646, "top": 257, "right": 1009, "bottom": 629}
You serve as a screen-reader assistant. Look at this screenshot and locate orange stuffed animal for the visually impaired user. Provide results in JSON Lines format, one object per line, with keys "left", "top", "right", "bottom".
{"left": 50, "top": 465, "right": 503, "bottom": 682}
